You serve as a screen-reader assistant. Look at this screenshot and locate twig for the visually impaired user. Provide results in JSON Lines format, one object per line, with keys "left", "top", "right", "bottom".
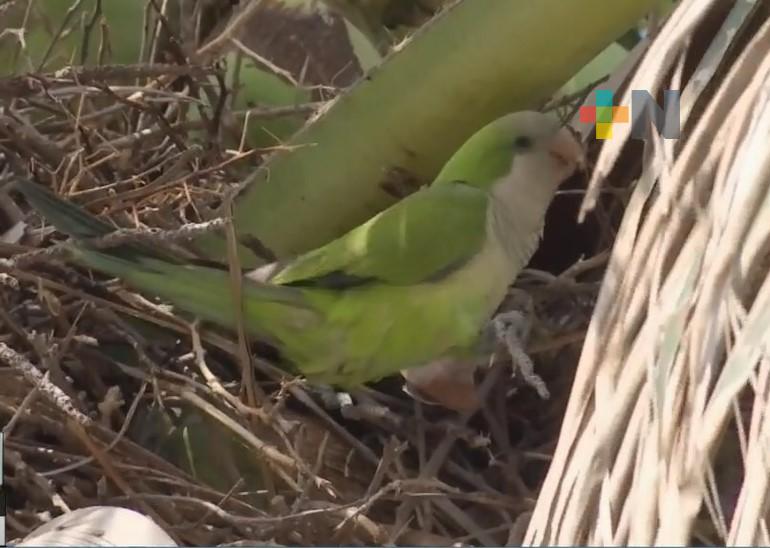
{"left": 0, "top": 342, "right": 92, "bottom": 426}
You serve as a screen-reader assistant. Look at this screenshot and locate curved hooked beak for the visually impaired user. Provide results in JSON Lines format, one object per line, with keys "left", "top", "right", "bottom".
{"left": 548, "top": 126, "right": 586, "bottom": 175}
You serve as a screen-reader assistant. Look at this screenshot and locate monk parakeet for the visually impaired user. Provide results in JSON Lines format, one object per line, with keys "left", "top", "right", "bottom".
{"left": 15, "top": 111, "right": 583, "bottom": 392}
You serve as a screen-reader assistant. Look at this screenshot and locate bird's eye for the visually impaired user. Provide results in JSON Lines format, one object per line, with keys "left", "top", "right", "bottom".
{"left": 514, "top": 136, "right": 533, "bottom": 150}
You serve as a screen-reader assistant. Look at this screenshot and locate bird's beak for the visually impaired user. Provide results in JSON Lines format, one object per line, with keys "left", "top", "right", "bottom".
{"left": 548, "top": 127, "right": 585, "bottom": 174}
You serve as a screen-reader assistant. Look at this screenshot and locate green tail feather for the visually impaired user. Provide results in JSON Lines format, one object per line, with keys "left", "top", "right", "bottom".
{"left": 13, "top": 178, "right": 177, "bottom": 262}
{"left": 15, "top": 178, "right": 309, "bottom": 341}
{"left": 13, "top": 178, "right": 114, "bottom": 239}
{"left": 75, "top": 248, "right": 307, "bottom": 340}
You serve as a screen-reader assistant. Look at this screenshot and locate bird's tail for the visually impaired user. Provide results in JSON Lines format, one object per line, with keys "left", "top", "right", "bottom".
{"left": 13, "top": 178, "right": 171, "bottom": 261}
{"left": 76, "top": 249, "right": 312, "bottom": 340}
{"left": 13, "top": 179, "right": 311, "bottom": 339}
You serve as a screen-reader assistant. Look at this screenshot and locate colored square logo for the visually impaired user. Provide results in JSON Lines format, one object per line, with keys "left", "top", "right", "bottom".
{"left": 579, "top": 105, "right": 596, "bottom": 124}
{"left": 578, "top": 88, "right": 681, "bottom": 140}
{"left": 596, "top": 89, "right": 614, "bottom": 106}
{"left": 596, "top": 105, "right": 613, "bottom": 123}
{"left": 596, "top": 123, "right": 613, "bottom": 140}
{"left": 579, "top": 89, "right": 633, "bottom": 140}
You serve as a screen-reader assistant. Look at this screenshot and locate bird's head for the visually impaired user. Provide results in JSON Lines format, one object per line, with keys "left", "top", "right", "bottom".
{"left": 436, "top": 110, "right": 585, "bottom": 193}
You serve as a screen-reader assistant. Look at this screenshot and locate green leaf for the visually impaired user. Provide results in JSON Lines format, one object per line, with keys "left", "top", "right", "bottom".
{"left": 192, "top": 0, "right": 661, "bottom": 266}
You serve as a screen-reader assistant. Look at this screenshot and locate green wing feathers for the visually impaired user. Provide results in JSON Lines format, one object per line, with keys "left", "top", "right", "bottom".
{"left": 273, "top": 182, "right": 490, "bottom": 287}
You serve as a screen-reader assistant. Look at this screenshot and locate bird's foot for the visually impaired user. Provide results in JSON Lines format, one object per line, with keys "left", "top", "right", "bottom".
{"left": 489, "top": 291, "right": 550, "bottom": 400}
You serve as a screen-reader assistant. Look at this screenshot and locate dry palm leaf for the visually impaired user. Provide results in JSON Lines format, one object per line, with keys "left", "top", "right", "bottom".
{"left": 527, "top": 0, "right": 770, "bottom": 544}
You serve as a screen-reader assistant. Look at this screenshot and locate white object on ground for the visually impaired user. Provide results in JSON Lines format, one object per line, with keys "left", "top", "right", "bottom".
{"left": 18, "top": 506, "right": 177, "bottom": 547}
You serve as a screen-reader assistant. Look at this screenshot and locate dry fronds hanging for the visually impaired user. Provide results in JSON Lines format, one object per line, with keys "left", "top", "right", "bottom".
{"left": 527, "top": 0, "right": 770, "bottom": 544}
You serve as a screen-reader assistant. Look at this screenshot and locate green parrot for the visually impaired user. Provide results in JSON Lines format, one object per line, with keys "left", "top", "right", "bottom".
{"left": 15, "top": 111, "right": 583, "bottom": 390}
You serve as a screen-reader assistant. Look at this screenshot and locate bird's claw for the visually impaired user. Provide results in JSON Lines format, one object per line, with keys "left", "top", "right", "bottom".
{"left": 491, "top": 306, "right": 550, "bottom": 400}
